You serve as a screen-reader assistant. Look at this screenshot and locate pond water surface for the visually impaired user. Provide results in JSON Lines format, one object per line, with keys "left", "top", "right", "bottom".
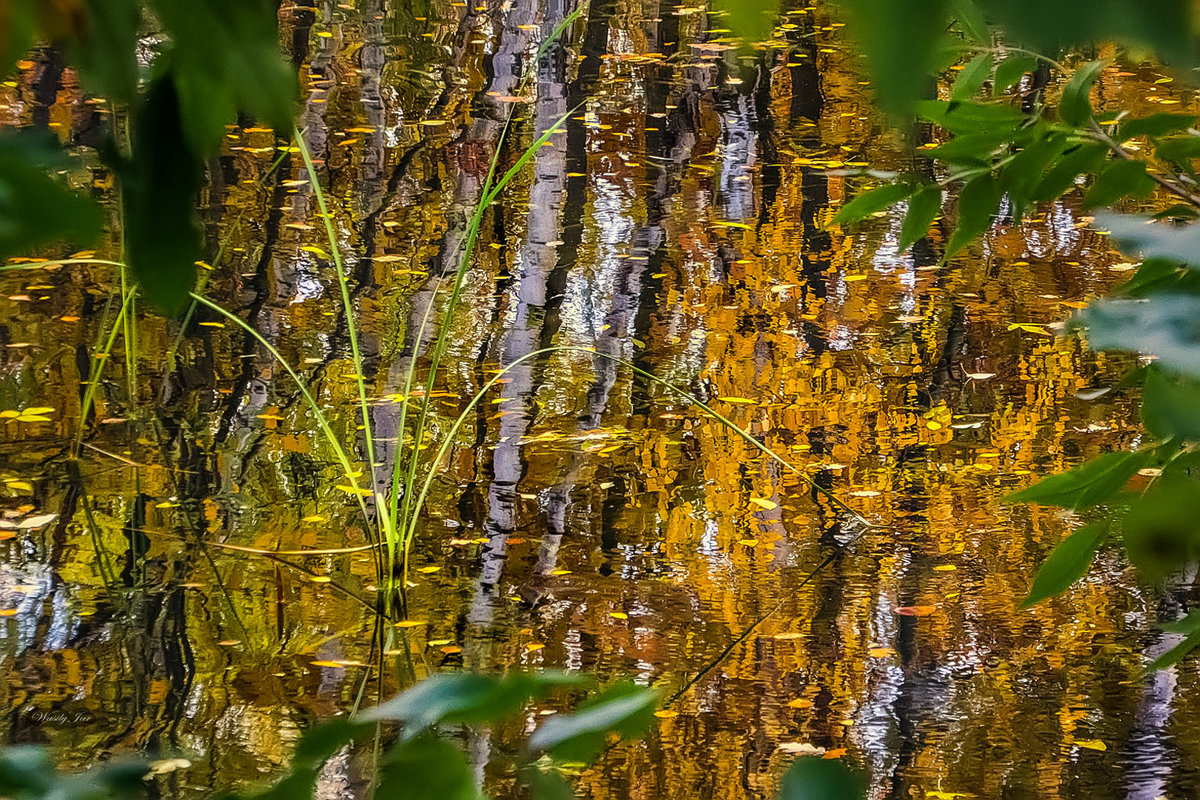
{"left": 2, "top": 2, "right": 1199, "bottom": 799}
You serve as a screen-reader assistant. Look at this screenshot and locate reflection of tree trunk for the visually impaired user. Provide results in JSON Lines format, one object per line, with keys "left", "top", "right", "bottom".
{"left": 372, "top": 0, "right": 542, "bottom": 503}
{"left": 1123, "top": 595, "right": 1187, "bottom": 800}
{"left": 471, "top": 0, "right": 572, "bottom": 622}
{"left": 535, "top": 0, "right": 696, "bottom": 579}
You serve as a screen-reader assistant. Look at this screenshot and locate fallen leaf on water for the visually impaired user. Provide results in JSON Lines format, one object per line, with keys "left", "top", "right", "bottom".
{"left": 749, "top": 497, "right": 778, "bottom": 510}
{"left": 310, "top": 660, "right": 344, "bottom": 668}
{"left": 965, "top": 372, "right": 996, "bottom": 380}
{"left": 394, "top": 620, "right": 425, "bottom": 628}
{"left": 933, "top": 564, "right": 957, "bottom": 572}
{"left": 525, "top": 643, "right": 545, "bottom": 652}
{"left": 609, "top": 612, "right": 628, "bottom": 620}
{"left": 777, "top": 742, "right": 825, "bottom": 755}
{"left": 416, "top": 566, "right": 441, "bottom": 574}
{"left": 428, "top": 638, "right": 453, "bottom": 646}
{"left": 0, "top": 609, "right": 17, "bottom": 616}
{"left": 894, "top": 605, "right": 937, "bottom": 616}
{"left": 787, "top": 698, "right": 814, "bottom": 709}
{"left": 653, "top": 710, "right": 679, "bottom": 719}
{"left": 823, "top": 748, "right": 847, "bottom": 759}
{"left": 147, "top": 758, "right": 192, "bottom": 776}
{"left": 868, "top": 647, "right": 895, "bottom": 657}
{"left": 17, "top": 513, "right": 56, "bottom": 529}
{"left": 1076, "top": 739, "right": 1107, "bottom": 751}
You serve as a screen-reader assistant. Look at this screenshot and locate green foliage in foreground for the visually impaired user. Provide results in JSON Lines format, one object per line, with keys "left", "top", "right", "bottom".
{"left": 789, "top": 0, "right": 1200, "bottom": 668}
{"left": 0, "top": 0, "right": 294, "bottom": 313}
{"left": 0, "top": 673, "right": 864, "bottom": 800}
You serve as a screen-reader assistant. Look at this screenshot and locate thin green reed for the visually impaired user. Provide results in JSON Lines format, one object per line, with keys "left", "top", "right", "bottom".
{"left": 398, "top": 345, "right": 874, "bottom": 582}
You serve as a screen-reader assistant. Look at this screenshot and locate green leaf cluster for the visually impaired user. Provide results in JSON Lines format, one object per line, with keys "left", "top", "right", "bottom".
{"left": 0, "top": 673, "right": 867, "bottom": 800}
{"left": 0, "top": 0, "right": 296, "bottom": 313}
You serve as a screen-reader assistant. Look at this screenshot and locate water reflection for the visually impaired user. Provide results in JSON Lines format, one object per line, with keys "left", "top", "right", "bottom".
{"left": 2, "top": 1, "right": 1199, "bottom": 799}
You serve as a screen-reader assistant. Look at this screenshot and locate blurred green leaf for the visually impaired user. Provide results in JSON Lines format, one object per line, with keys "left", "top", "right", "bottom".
{"left": 151, "top": 0, "right": 296, "bottom": 153}
{"left": 293, "top": 717, "right": 369, "bottom": 765}
{"left": 0, "top": 0, "right": 36, "bottom": 79}
{"left": 1152, "top": 203, "right": 1200, "bottom": 221}
{"left": 1098, "top": 213, "right": 1200, "bottom": 267}
{"left": 1005, "top": 451, "right": 1149, "bottom": 509}
{"left": 1116, "top": 257, "right": 1188, "bottom": 297}
{"left": 62, "top": 0, "right": 142, "bottom": 103}
{"left": 897, "top": 185, "right": 942, "bottom": 253}
{"left": 376, "top": 735, "right": 482, "bottom": 800}
{"left": 777, "top": 757, "right": 865, "bottom": 800}
{"left": 1032, "top": 142, "right": 1106, "bottom": 200}
{"left": 714, "top": 0, "right": 778, "bottom": 43}
{"left": 1118, "top": 113, "right": 1197, "bottom": 141}
{"left": 1122, "top": 475, "right": 1200, "bottom": 578}
{"left": 1081, "top": 295, "right": 1200, "bottom": 377}
{"left": 993, "top": 55, "right": 1038, "bottom": 93}
{"left": 1142, "top": 365, "right": 1200, "bottom": 441}
{"left": 528, "top": 683, "right": 658, "bottom": 763}
{"left": 948, "top": 0, "right": 989, "bottom": 44}
{"left": 951, "top": 54, "right": 993, "bottom": 101}
{"left": 0, "top": 130, "right": 102, "bottom": 260}
{"left": 920, "top": 131, "right": 1010, "bottom": 166}
{"left": 120, "top": 73, "right": 203, "bottom": 315}
{"left": 838, "top": 0, "right": 948, "bottom": 115}
{"left": 1146, "top": 610, "right": 1200, "bottom": 671}
{"left": 361, "top": 672, "right": 583, "bottom": 731}
{"left": 1154, "top": 134, "right": 1200, "bottom": 166}
{"left": 1022, "top": 522, "right": 1107, "bottom": 606}
{"left": 1059, "top": 60, "right": 1105, "bottom": 127}
{"left": 973, "top": 0, "right": 1192, "bottom": 65}
{"left": 1001, "top": 133, "right": 1067, "bottom": 218}
{"left": 917, "top": 99, "right": 1027, "bottom": 134}
{"left": 1084, "top": 159, "right": 1154, "bottom": 207}
{"left": 832, "top": 183, "right": 913, "bottom": 225}
{"left": 525, "top": 769, "right": 577, "bottom": 800}
{"left": 945, "top": 172, "right": 1000, "bottom": 257}
{"left": 0, "top": 747, "right": 54, "bottom": 796}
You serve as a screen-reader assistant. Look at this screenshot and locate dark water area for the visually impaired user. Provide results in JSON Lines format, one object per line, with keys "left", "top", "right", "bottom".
{"left": 2, "top": 2, "right": 1199, "bottom": 798}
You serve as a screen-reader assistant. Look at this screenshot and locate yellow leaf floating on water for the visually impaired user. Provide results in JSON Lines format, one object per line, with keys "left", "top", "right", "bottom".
{"left": 1007, "top": 322, "right": 1052, "bottom": 336}
{"left": 525, "top": 643, "right": 545, "bottom": 652}
{"left": 749, "top": 497, "right": 778, "bottom": 511}
{"left": 653, "top": 710, "right": 679, "bottom": 719}
{"left": 718, "top": 396, "right": 757, "bottom": 404}
{"left": 310, "top": 660, "right": 344, "bottom": 668}
{"left": 147, "top": 758, "right": 192, "bottom": 776}
{"left": 416, "top": 566, "right": 441, "bottom": 574}
{"left": 336, "top": 484, "right": 373, "bottom": 496}
{"left": 894, "top": 605, "right": 937, "bottom": 617}
{"left": 787, "top": 698, "right": 814, "bottom": 709}
{"left": 17, "top": 513, "right": 56, "bottom": 529}
{"left": 1076, "top": 739, "right": 1107, "bottom": 752}
{"left": 395, "top": 620, "right": 424, "bottom": 628}
{"left": 609, "top": 612, "right": 628, "bottom": 619}
{"left": 868, "top": 647, "right": 895, "bottom": 658}
{"left": 933, "top": 564, "right": 957, "bottom": 572}
{"left": 428, "top": 639, "right": 453, "bottom": 647}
